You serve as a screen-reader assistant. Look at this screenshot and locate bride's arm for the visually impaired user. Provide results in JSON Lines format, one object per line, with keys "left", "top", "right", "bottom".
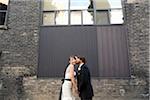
{"left": 70, "top": 65, "right": 77, "bottom": 90}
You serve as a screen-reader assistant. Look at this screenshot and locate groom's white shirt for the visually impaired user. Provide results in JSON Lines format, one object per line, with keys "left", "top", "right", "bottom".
{"left": 78, "top": 63, "right": 84, "bottom": 71}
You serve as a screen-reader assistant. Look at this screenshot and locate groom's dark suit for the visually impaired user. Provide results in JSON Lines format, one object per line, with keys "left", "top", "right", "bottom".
{"left": 77, "top": 64, "right": 94, "bottom": 100}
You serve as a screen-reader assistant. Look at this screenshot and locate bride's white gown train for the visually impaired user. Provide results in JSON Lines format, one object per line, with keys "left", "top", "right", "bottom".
{"left": 61, "top": 65, "right": 75, "bottom": 100}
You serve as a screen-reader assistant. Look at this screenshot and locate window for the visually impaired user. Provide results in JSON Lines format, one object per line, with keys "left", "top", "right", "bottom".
{"left": 43, "top": 0, "right": 69, "bottom": 10}
{"left": 70, "top": 0, "right": 91, "bottom": 10}
{"left": 43, "top": 11, "right": 68, "bottom": 25}
{"left": 43, "top": 12, "right": 55, "bottom": 25}
{"left": 83, "top": 10, "right": 94, "bottom": 24}
{"left": 96, "top": 10, "right": 109, "bottom": 25}
{"left": 70, "top": 0, "right": 93, "bottom": 25}
{"left": 42, "top": 0, "right": 124, "bottom": 26}
{"left": 71, "top": 11, "right": 82, "bottom": 25}
{"left": 94, "top": 0, "right": 123, "bottom": 24}
{"left": 0, "top": 0, "right": 9, "bottom": 27}
{"left": 110, "top": 9, "right": 124, "bottom": 24}
{"left": 55, "top": 11, "right": 68, "bottom": 25}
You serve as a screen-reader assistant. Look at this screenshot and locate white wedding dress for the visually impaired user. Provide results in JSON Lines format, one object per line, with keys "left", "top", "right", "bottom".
{"left": 61, "top": 65, "right": 75, "bottom": 100}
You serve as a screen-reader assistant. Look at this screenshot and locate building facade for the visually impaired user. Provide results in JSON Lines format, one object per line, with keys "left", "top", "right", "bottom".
{"left": 0, "top": 0, "right": 149, "bottom": 100}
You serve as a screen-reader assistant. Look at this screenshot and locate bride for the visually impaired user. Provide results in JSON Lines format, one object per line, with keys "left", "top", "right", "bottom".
{"left": 61, "top": 56, "right": 78, "bottom": 100}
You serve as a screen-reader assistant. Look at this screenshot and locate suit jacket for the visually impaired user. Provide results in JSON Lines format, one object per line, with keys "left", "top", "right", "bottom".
{"left": 77, "top": 64, "right": 94, "bottom": 99}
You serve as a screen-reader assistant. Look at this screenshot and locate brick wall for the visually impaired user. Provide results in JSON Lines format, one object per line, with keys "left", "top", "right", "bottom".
{"left": 125, "top": 0, "right": 149, "bottom": 79}
{"left": 0, "top": 0, "right": 40, "bottom": 99}
{"left": 0, "top": 0, "right": 40, "bottom": 75}
{"left": 0, "top": 0, "right": 149, "bottom": 100}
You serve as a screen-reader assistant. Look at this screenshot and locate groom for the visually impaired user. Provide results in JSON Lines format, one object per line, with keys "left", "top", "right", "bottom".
{"left": 75, "top": 56, "right": 94, "bottom": 100}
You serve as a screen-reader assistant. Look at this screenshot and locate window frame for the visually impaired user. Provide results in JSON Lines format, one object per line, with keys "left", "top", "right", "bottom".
{"left": 41, "top": 0, "right": 125, "bottom": 26}
{"left": 0, "top": 0, "right": 10, "bottom": 29}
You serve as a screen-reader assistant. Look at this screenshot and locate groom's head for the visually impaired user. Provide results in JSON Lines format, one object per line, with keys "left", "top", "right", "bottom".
{"left": 75, "top": 55, "right": 86, "bottom": 64}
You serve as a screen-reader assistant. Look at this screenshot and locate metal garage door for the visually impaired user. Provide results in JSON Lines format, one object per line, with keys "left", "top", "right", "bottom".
{"left": 38, "top": 25, "right": 130, "bottom": 78}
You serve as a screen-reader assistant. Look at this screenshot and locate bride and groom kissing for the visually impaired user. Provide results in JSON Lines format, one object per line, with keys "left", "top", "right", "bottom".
{"left": 59, "top": 55, "right": 94, "bottom": 100}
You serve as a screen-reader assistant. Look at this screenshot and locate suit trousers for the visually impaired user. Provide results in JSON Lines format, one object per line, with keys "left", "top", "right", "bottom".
{"left": 81, "top": 98, "right": 92, "bottom": 100}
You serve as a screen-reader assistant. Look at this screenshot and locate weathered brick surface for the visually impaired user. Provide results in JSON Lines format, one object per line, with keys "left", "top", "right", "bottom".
{"left": 125, "top": 0, "right": 149, "bottom": 75}
{"left": 0, "top": 0, "right": 40, "bottom": 75}
{"left": 0, "top": 0, "right": 149, "bottom": 100}
{"left": 21, "top": 77, "right": 149, "bottom": 100}
{"left": 124, "top": 0, "right": 149, "bottom": 86}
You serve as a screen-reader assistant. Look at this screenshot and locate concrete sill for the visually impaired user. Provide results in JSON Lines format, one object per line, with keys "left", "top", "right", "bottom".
{"left": 0, "top": 25, "right": 8, "bottom": 30}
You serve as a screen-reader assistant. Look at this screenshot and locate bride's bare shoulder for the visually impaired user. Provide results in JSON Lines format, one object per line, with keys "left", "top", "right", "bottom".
{"left": 68, "top": 64, "right": 74, "bottom": 68}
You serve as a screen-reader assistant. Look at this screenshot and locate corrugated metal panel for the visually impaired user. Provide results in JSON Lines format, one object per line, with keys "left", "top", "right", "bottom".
{"left": 38, "top": 26, "right": 99, "bottom": 77}
{"left": 38, "top": 25, "right": 130, "bottom": 78}
{"left": 97, "top": 25, "right": 129, "bottom": 77}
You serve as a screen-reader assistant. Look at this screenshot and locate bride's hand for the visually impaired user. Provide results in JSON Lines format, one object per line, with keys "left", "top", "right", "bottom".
{"left": 72, "top": 86, "right": 79, "bottom": 96}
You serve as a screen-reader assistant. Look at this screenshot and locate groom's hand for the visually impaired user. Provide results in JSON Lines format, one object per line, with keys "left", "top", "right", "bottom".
{"left": 75, "top": 88, "right": 79, "bottom": 95}
{"left": 75, "top": 90, "right": 79, "bottom": 96}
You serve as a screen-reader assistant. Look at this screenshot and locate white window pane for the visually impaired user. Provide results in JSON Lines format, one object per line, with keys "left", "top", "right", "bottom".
{"left": 96, "top": 11, "right": 109, "bottom": 24}
{"left": 71, "top": 11, "right": 81, "bottom": 25}
{"left": 56, "top": 11, "right": 68, "bottom": 25}
{"left": 83, "top": 11, "right": 94, "bottom": 24}
{"left": 70, "top": 0, "right": 93, "bottom": 10}
{"left": 94, "top": 0, "right": 110, "bottom": 9}
{"left": 43, "top": 12, "right": 55, "bottom": 25}
{"left": 94, "top": 0, "right": 122, "bottom": 9}
{"left": 110, "top": 9, "right": 124, "bottom": 24}
{"left": 43, "top": 0, "right": 69, "bottom": 10}
{"left": 0, "top": 0, "right": 9, "bottom": 6}
{"left": 108, "top": 0, "right": 122, "bottom": 8}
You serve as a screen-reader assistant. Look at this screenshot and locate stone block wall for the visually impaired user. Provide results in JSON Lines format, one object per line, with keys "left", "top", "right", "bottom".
{"left": 0, "top": 0, "right": 149, "bottom": 100}
{"left": 0, "top": 0, "right": 40, "bottom": 75}
{"left": 0, "top": 0, "right": 40, "bottom": 99}
{"left": 124, "top": 0, "right": 149, "bottom": 87}
{"left": 21, "top": 77, "right": 149, "bottom": 100}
